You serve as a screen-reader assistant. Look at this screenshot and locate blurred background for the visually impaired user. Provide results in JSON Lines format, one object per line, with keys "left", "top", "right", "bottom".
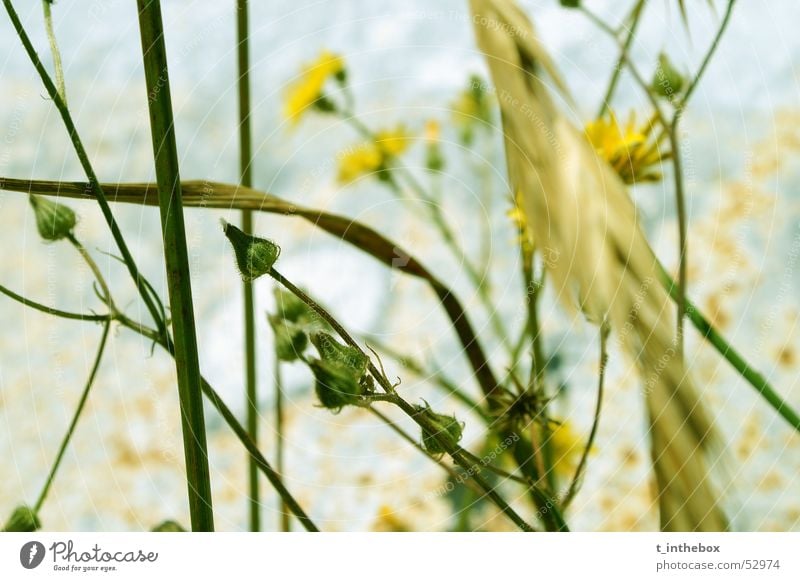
{"left": 0, "top": 0, "right": 798, "bottom": 531}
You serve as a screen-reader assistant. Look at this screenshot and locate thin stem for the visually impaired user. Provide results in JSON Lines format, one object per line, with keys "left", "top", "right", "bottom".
{"left": 34, "top": 321, "right": 111, "bottom": 512}
{"left": 562, "top": 325, "right": 608, "bottom": 510}
{"left": 236, "top": 0, "right": 260, "bottom": 533}
{"left": 0, "top": 282, "right": 110, "bottom": 322}
{"left": 597, "top": 0, "right": 647, "bottom": 117}
{"left": 274, "top": 351, "right": 290, "bottom": 532}
{"left": 670, "top": 0, "right": 738, "bottom": 354}
{"left": 67, "top": 234, "right": 114, "bottom": 308}
{"left": 41, "top": 0, "right": 66, "bottom": 104}
{"left": 3, "top": 0, "right": 167, "bottom": 336}
{"left": 658, "top": 266, "right": 800, "bottom": 433}
{"left": 268, "top": 267, "right": 537, "bottom": 532}
{"left": 136, "top": 0, "right": 214, "bottom": 531}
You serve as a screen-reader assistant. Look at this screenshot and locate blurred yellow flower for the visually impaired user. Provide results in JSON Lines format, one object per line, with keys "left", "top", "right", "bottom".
{"left": 451, "top": 75, "right": 492, "bottom": 144}
{"left": 585, "top": 111, "right": 668, "bottom": 184}
{"left": 548, "top": 420, "right": 588, "bottom": 478}
{"left": 507, "top": 190, "right": 534, "bottom": 255}
{"left": 283, "top": 50, "right": 345, "bottom": 124}
{"left": 424, "top": 120, "right": 441, "bottom": 143}
{"left": 374, "top": 125, "right": 412, "bottom": 156}
{"left": 337, "top": 126, "right": 412, "bottom": 184}
{"left": 337, "top": 144, "right": 383, "bottom": 183}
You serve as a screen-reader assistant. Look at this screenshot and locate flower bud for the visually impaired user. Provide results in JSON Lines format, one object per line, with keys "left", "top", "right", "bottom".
{"left": 152, "top": 520, "right": 186, "bottom": 532}
{"left": 311, "top": 332, "right": 368, "bottom": 376}
{"left": 269, "top": 317, "right": 309, "bottom": 362}
{"left": 221, "top": 220, "right": 281, "bottom": 282}
{"left": 2, "top": 505, "right": 41, "bottom": 532}
{"left": 29, "top": 195, "right": 77, "bottom": 242}
{"left": 416, "top": 405, "right": 464, "bottom": 455}
{"left": 652, "top": 53, "right": 685, "bottom": 99}
{"left": 310, "top": 358, "right": 365, "bottom": 411}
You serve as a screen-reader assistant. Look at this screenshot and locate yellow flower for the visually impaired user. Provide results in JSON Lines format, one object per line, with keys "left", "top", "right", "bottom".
{"left": 337, "top": 144, "right": 383, "bottom": 183}
{"left": 374, "top": 125, "right": 412, "bottom": 156}
{"left": 507, "top": 190, "right": 534, "bottom": 255}
{"left": 424, "top": 120, "right": 441, "bottom": 143}
{"left": 547, "top": 420, "right": 589, "bottom": 479}
{"left": 585, "top": 111, "right": 668, "bottom": 184}
{"left": 451, "top": 75, "right": 492, "bottom": 144}
{"left": 337, "top": 125, "right": 413, "bottom": 183}
{"left": 283, "top": 50, "right": 345, "bottom": 124}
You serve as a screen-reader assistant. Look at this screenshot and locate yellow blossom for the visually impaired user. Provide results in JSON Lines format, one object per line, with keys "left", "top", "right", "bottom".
{"left": 337, "top": 126, "right": 413, "bottom": 184}
{"left": 374, "top": 125, "right": 412, "bottom": 156}
{"left": 337, "top": 144, "right": 383, "bottom": 183}
{"left": 585, "top": 111, "right": 668, "bottom": 184}
{"left": 283, "top": 50, "right": 345, "bottom": 124}
{"left": 507, "top": 190, "right": 534, "bottom": 255}
{"left": 547, "top": 420, "right": 589, "bottom": 478}
{"left": 424, "top": 120, "right": 441, "bottom": 143}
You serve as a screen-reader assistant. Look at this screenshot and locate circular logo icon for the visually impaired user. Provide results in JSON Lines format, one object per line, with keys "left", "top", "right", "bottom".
{"left": 19, "top": 541, "right": 46, "bottom": 569}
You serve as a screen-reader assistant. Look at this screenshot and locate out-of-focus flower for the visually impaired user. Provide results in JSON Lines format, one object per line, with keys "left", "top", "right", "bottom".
{"left": 548, "top": 420, "right": 588, "bottom": 478}
{"left": 374, "top": 125, "right": 412, "bottom": 156}
{"left": 507, "top": 190, "right": 534, "bottom": 255}
{"left": 283, "top": 50, "right": 345, "bottom": 124}
{"left": 424, "top": 120, "right": 445, "bottom": 172}
{"left": 337, "top": 125, "right": 413, "bottom": 183}
{"left": 451, "top": 74, "right": 493, "bottom": 145}
{"left": 585, "top": 111, "right": 668, "bottom": 184}
{"left": 337, "top": 143, "right": 384, "bottom": 183}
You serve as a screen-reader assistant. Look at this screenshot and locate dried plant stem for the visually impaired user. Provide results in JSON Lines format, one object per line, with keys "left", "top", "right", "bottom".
{"left": 7, "top": 177, "right": 799, "bottom": 433}
{"left": 136, "top": 0, "right": 213, "bottom": 531}
{"left": 235, "top": 0, "right": 260, "bottom": 533}
{"left": 34, "top": 321, "right": 111, "bottom": 513}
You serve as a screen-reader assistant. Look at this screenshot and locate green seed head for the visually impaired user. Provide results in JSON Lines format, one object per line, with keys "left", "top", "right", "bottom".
{"left": 653, "top": 53, "right": 685, "bottom": 99}
{"left": 416, "top": 405, "right": 464, "bottom": 455}
{"left": 2, "top": 505, "right": 41, "bottom": 532}
{"left": 29, "top": 195, "right": 77, "bottom": 242}
{"left": 310, "top": 358, "right": 365, "bottom": 412}
{"left": 221, "top": 220, "right": 281, "bottom": 282}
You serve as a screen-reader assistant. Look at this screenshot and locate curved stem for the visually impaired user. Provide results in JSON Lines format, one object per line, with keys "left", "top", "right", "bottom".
{"left": 34, "top": 321, "right": 111, "bottom": 512}
{"left": 0, "top": 281, "right": 110, "bottom": 322}
{"left": 562, "top": 325, "right": 608, "bottom": 510}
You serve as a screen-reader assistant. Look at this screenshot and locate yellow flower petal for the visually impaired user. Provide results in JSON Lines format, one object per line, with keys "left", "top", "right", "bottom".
{"left": 283, "top": 50, "right": 345, "bottom": 124}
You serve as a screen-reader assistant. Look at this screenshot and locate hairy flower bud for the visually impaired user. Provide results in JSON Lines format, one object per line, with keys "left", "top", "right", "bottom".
{"left": 221, "top": 220, "right": 281, "bottom": 282}
{"left": 416, "top": 405, "right": 464, "bottom": 455}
